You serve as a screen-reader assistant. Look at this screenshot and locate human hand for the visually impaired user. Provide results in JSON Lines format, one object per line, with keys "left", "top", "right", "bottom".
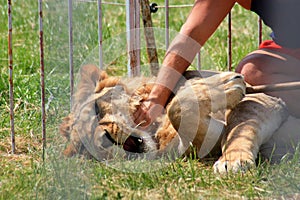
{"left": 133, "top": 100, "right": 165, "bottom": 128}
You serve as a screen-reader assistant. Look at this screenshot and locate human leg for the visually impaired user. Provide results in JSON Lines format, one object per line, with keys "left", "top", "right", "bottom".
{"left": 236, "top": 49, "right": 300, "bottom": 118}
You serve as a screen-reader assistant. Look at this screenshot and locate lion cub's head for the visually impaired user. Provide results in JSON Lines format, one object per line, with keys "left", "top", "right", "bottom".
{"left": 59, "top": 65, "right": 159, "bottom": 160}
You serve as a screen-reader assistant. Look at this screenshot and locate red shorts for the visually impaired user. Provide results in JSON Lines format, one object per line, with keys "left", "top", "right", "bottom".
{"left": 259, "top": 40, "right": 300, "bottom": 60}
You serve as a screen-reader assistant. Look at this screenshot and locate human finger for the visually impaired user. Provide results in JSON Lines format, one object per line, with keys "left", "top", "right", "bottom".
{"left": 133, "top": 103, "right": 151, "bottom": 127}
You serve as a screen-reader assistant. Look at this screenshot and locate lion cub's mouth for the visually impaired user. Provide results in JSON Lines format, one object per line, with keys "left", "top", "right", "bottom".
{"left": 103, "top": 129, "right": 145, "bottom": 154}
{"left": 123, "top": 134, "right": 144, "bottom": 153}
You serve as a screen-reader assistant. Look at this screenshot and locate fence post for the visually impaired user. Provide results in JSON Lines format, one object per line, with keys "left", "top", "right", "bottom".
{"left": 196, "top": 51, "right": 201, "bottom": 70}
{"left": 126, "top": 0, "right": 140, "bottom": 77}
{"left": 68, "top": 0, "right": 74, "bottom": 107}
{"left": 97, "top": 0, "right": 103, "bottom": 69}
{"left": 165, "top": 0, "right": 169, "bottom": 50}
{"left": 258, "top": 17, "right": 262, "bottom": 46}
{"left": 227, "top": 12, "right": 232, "bottom": 71}
{"left": 38, "top": 0, "right": 46, "bottom": 160}
{"left": 8, "top": 0, "right": 15, "bottom": 154}
{"left": 140, "top": 0, "right": 159, "bottom": 76}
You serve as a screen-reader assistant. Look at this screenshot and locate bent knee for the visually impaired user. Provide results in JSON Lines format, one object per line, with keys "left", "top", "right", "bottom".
{"left": 235, "top": 62, "right": 265, "bottom": 85}
{"left": 235, "top": 52, "right": 276, "bottom": 85}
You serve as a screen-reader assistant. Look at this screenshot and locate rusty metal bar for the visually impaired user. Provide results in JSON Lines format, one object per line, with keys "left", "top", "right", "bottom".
{"left": 126, "top": 0, "right": 140, "bottom": 77}
{"left": 76, "top": 0, "right": 194, "bottom": 8}
{"left": 140, "top": 0, "right": 159, "bottom": 76}
{"left": 76, "top": 0, "right": 125, "bottom": 5}
{"left": 165, "top": 0, "right": 169, "bottom": 50}
{"left": 197, "top": 51, "right": 201, "bottom": 70}
{"left": 38, "top": 0, "right": 46, "bottom": 160}
{"left": 126, "top": 0, "right": 131, "bottom": 76}
{"left": 227, "top": 11, "right": 232, "bottom": 71}
{"left": 8, "top": 0, "right": 15, "bottom": 154}
{"left": 135, "top": 1, "right": 140, "bottom": 76}
{"left": 68, "top": 0, "right": 74, "bottom": 107}
{"left": 157, "top": 4, "right": 193, "bottom": 8}
{"left": 246, "top": 82, "right": 300, "bottom": 94}
{"left": 97, "top": 0, "right": 103, "bottom": 69}
{"left": 258, "top": 17, "right": 262, "bottom": 46}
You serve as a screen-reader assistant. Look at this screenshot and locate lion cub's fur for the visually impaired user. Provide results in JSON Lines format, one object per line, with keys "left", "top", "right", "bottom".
{"left": 60, "top": 64, "right": 299, "bottom": 173}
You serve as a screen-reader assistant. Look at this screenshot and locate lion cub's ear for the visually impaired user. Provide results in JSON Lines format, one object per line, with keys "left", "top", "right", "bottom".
{"left": 95, "top": 71, "right": 122, "bottom": 93}
{"left": 99, "top": 71, "right": 108, "bottom": 80}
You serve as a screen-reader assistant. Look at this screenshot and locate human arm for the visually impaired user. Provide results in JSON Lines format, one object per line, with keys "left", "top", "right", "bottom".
{"left": 134, "top": 0, "right": 238, "bottom": 126}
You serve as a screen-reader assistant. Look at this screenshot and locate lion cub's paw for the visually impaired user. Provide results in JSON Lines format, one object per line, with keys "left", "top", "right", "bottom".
{"left": 220, "top": 72, "right": 246, "bottom": 110}
{"left": 203, "top": 72, "right": 246, "bottom": 113}
{"left": 213, "top": 153, "right": 255, "bottom": 174}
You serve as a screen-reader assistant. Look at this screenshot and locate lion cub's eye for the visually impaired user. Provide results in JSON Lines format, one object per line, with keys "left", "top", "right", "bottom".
{"left": 104, "top": 129, "right": 122, "bottom": 145}
{"left": 137, "top": 138, "right": 143, "bottom": 144}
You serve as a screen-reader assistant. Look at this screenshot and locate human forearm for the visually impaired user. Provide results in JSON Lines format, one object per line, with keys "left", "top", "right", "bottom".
{"left": 147, "top": 60, "right": 188, "bottom": 107}
{"left": 148, "top": 39, "right": 199, "bottom": 107}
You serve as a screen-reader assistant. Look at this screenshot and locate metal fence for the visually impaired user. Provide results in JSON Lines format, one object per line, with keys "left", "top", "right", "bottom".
{"left": 6, "top": 0, "right": 262, "bottom": 157}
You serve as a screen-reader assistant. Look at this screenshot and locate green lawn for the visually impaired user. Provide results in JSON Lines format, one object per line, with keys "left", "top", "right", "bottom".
{"left": 0, "top": 0, "right": 299, "bottom": 199}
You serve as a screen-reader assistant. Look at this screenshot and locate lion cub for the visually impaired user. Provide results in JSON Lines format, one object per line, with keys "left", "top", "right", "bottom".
{"left": 60, "top": 64, "right": 295, "bottom": 173}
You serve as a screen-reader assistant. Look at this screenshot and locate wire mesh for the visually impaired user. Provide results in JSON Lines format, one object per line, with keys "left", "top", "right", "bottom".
{"left": 6, "top": 0, "right": 264, "bottom": 156}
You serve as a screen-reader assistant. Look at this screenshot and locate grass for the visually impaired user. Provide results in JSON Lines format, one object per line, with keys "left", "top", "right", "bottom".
{"left": 0, "top": 0, "right": 299, "bottom": 199}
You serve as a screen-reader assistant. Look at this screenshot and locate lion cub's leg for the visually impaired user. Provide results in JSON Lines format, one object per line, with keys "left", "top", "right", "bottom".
{"left": 167, "top": 72, "right": 246, "bottom": 157}
{"left": 214, "top": 93, "right": 288, "bottom": 173}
